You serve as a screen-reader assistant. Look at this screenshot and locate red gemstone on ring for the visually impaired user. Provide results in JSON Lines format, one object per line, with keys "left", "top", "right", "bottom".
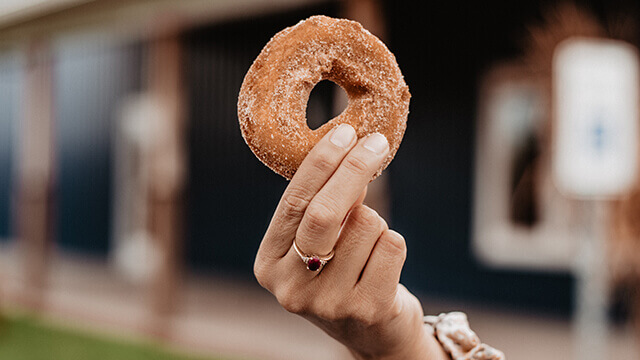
{"left": 307, "top": 256, "right": 322, "bottom": 271}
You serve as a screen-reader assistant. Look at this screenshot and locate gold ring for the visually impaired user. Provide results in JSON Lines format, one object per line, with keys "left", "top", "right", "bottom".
{"left": 292, "top": 239, "right": 335, "bottom": 272}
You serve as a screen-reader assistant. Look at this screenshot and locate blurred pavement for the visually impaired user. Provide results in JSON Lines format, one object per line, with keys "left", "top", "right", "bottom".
{"left": 1, "top": 245, "right": 638, "bottom": 360}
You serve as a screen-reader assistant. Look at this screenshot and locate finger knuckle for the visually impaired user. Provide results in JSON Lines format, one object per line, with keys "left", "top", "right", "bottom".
{"left": 281, "top": 187, "right": 309, "bottom": 219}
{"left": 311, "top": 152, "right": 336, "bottom": 174}
{"left": 381, "top": 230, "right": 407, "bottom": 258}
{"left": 276, "top": 286, "right": 307, "bottom": 315}
{"left": 351, "top": 205, "right": 383, "bottom": 230}
{"left": 280, "top": 298, "right": 306, "bottom": 315}
{"left": 304, "top": 202, "right": 339, "bottom": 235}
{"left": 343, "top": 155, "right": 370, "bottom": 175}
{"left": 253, "top": 259, "right": 270, "bottom": 290}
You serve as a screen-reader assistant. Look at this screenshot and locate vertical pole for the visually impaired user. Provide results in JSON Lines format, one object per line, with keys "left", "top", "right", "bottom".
{"left": 18, "top": 39, "right": 54, "bottom": 311}
{"left": 146, "top": 31, "right": 185, "bottom": 337}
{"left": 343, "top": 0, "right": 391, "bottom": 219}
{"left": 574, "top": 201, "right": 609, "bottom": 360}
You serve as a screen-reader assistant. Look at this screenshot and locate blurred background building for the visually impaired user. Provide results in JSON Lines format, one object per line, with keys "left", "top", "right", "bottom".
{"left": 0, "top": 0, "right": 639, "bottom": 359}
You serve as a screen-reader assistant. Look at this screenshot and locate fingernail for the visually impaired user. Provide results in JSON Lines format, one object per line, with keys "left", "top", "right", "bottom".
{"left": 330, "top": 124, "right": 356, "bottom": 148}
{"left": 363, "top": 133, "right": 388, "bottom": 154}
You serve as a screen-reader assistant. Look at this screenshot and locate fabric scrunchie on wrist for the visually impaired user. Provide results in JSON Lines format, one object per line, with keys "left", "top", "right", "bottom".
{"left": 424, "top": 312, "right": 505, "bottom": 360}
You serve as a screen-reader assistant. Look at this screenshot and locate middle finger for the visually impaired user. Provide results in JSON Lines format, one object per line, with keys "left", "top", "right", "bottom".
{"left": 295, "top": 133, "right": 390, "bottom": 256}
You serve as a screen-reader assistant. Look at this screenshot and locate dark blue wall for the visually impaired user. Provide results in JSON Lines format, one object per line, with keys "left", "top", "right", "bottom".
{"left": 54, "top": 37, "right": 142, "bottom": 255}
{"left": 0, "top": 52, "right": 20, "bottom": 240}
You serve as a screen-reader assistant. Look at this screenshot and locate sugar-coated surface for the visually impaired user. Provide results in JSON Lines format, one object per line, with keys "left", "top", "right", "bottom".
{"left": 238, "top": 15, "right": 411, "bottom": 180}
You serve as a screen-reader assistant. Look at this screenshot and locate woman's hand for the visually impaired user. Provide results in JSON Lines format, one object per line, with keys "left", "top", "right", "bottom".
{"left": 253, "top": 124, "right": 448, "bottom": 359}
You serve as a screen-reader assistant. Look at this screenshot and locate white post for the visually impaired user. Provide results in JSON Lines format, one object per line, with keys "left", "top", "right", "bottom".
{"left": 573, "top": 201, "right": 609, "bottom": 360}
{"left": 552, "top": 38, "right": 640, "bottom": 360}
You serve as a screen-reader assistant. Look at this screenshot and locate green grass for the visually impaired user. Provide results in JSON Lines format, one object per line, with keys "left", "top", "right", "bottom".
{"left": 0, "top": 315, "right": 232, "bottom": 360}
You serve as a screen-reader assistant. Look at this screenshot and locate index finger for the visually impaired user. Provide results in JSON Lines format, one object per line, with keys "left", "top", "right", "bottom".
{"left": 259, "top": 124, "right": 357, "bottom": 259}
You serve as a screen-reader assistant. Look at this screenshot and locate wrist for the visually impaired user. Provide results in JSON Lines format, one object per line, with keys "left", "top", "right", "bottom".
{"left": 394, "top": 325, "right": 450, "bottom": 360}
{"left": 350, "top": 324, "right": 449, "bottom": 360}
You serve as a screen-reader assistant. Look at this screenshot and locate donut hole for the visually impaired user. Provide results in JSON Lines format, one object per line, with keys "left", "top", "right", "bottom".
{"left": 306, "top": 80, "right": 348, "bottom": 130}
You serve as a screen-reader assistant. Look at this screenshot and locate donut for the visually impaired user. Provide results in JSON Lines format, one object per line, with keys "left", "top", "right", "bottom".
{"left": 237, "top": 15, "right": 411, "bottom": 180}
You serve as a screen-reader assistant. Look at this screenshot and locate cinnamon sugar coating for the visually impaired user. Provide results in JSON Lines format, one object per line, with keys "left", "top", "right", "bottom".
{"left": 238, "top": 15, "right": 411, "bottom": 180}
